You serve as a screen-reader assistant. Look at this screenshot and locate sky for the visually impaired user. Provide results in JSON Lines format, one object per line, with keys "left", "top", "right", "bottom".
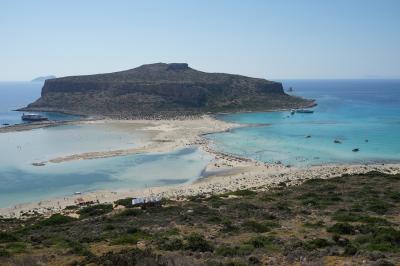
{"left": 0, "top": 0, "right": 399, "bottom": 80}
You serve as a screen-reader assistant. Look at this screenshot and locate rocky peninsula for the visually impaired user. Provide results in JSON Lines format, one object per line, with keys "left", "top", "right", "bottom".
{"left": 20, "top": 63, "right": 314, "bottom": 118}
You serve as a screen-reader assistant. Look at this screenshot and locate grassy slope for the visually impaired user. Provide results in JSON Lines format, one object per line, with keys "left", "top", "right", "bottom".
{"left": 1, "top": 171, "right": 399, "bottom": 266}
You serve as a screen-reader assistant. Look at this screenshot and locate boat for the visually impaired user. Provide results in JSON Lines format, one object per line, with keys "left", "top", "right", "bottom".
{"left": 290, "top": 109, "right": 295, "bottom": 115}
{"left": 295, "top": 109, "right": 314, "bottom": 114}
{"left": 21, "top": 113, "right": 49, "bottom": 122}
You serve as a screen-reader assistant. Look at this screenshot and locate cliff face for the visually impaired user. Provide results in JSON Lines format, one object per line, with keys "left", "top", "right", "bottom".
{"left": 22, "top": 63, "right": 313, "bottom": 117}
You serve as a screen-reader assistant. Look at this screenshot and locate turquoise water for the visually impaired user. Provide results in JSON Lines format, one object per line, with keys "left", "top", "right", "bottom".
{"left": 208, "top": 80, "right": 400, "bottom": 166}
{"left": 0, "top": 82, "right": 211, "bottom": 208}
{"left": 0, "top": 146, "right": 211, "bottom": 208}
{"left": 0, "top": 82, "right": 81, "bottom": 126}
{"left": 0, "top": 120, "right": 212, "bottom": 208}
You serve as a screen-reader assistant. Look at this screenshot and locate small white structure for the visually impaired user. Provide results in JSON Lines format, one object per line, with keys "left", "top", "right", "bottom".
{"left": 132, "top": 196, "right": 162, "bottom": 206}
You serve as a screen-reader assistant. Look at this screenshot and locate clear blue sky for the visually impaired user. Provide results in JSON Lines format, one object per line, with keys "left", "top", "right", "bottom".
{"left": 1, "top": 0, "right": 399, "bottom": 80}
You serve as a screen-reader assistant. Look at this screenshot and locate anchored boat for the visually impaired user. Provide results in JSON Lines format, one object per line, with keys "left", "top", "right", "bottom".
{"left": 21, "top": 113, "right": 49, "bottom": 122}
{"left": 295, "top": 109, "right": 314, "bottom": 114}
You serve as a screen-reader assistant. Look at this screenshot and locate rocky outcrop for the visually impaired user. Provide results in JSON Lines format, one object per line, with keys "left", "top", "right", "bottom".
{"left": 22, "top": 63, "right": 314, "bottom": 118}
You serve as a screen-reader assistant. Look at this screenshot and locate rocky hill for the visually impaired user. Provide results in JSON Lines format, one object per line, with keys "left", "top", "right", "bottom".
{"left": 22, "top": 63, "right": 314, "bottom": 118}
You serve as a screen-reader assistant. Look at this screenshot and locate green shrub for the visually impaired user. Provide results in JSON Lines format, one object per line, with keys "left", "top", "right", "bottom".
{"left": 185, "top": 233, "right": 213, "bottom": 252}
{"left": 38, "top": 214, "right": 76, "bottom": 226}
{"left": 77, "top": 204, "right": 113, "bottom": 217}
{"left": 0, "top": 232, "right": 18, "bottom": 243}
{"left": 221, "top": 220, "right": 239, "bottom": 233}
{"left": 0, "top": 248, "right": 10, "bottom": 257}
{"left": 207, "top": 215, "right": 223, "bottom": 224}
{"left": 271, "top": 201, "right": 291, "bottom": 212}
{"left": 103, "top": 224, "right": 115, "bottom": 231}
{"left": 115, "top": 197, "right": 134, "bottom": 207}
{"left": 157, "top": 237, "right": 184, "bottom": 251}
{"left": 354, "top": 227, "right": 400, "bottom": 252}
{"left": 306, "top": 238, "right": 331, "bottom": 249}
{"left": 366, "top": 201, "right": 392, "bottom": 214}
{"left": 5, "top": 242, "right": 27, "bottom": 254}
{"left": 247, "top": 236, "right": 278, "bottom": 250}
{"left": 327, "top": 223, "right": 356, "bottom": 235}
{"left": 242, "top": 220, "right": 279, "bottom": 233}
{"left": 117, "top": 208, "right": 141, "bottom": 217}
{"left": 64, "top": 205, "right": 79, "bottom": 210}
{"left": 332, "top": 211, "right": 389, "bottom": 225}
{"left": 215, "top": 244, "right": 254, "bottom": 256}
{"left": 387, "top": 191, "right": 400, "bottom": 202}
{"left": 65, "top": 239, "right": 93, "bottom": 257}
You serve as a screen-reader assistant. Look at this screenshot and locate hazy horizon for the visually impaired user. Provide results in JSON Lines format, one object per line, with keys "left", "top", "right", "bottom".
{"left": 1, "top": 0, "right": 400, "bottom": 80}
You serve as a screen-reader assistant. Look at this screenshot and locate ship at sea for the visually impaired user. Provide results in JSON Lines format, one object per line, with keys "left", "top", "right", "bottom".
{"left": 21, "top": 113, "right": 49, "bottom": 122}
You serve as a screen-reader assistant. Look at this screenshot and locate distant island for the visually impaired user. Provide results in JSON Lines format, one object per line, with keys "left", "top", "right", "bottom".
{"left": 22, "top": 63, "right": 314, "bottom": 118}
{"left": 31, "top": 75, "right": 57, "bottom": 82}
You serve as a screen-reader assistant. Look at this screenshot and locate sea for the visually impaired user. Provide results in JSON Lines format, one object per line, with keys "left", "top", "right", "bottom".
{"left": 207, "top": 79, "right": 400, "bottom": 166}
{"left": 0, "top": 80, "right": 399, "bottom": 207}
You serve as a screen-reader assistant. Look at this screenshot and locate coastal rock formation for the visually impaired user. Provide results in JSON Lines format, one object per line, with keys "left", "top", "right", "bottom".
{"left": 22, "top": 63, "right": 314, "bottom": 118}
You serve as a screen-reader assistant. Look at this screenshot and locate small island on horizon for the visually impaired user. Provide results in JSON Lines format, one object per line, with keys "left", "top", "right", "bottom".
{"left": 21, "top": 63, "right": 314, "bottom": 118}
{"left": 31, "top": 75, "right": 56, "bottom": 82}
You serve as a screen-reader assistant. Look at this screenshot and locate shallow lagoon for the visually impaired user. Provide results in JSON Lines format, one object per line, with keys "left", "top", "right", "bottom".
{"left": 0, "top": 123, "right": 211, "bottom": 208}
{"left": 208, "top": 80, "right": 400, "bottom": 166}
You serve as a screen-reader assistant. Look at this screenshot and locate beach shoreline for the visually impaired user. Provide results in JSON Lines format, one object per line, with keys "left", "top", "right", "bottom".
{"left": 1, "top": 115, "right": 400, "bottom": 218}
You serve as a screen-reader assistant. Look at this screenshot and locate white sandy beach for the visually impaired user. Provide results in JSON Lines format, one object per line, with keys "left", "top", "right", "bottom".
{"left": 1, "top": 115, "right": 400, "bottom": 218}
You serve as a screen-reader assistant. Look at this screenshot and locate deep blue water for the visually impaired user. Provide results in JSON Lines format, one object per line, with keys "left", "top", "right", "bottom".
{"left": 209, "top": 80, "right": 400, "bottom": 166}
{"left": 0, "top": 82, "right": 80, "bottom": 126}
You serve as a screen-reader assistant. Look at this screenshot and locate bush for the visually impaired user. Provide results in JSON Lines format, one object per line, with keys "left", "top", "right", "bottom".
{"left": 306, "top": 238, "right": 331, "bottom": 249}
{"left": 185, "top": 233, "right": 213, "bottom": 252}
{"left": 117, "top": 208, "right": 141, "bottom": 217}
{"left": 327, "top": 223, "right": 356, "bottom": 235}
{"left": 157, "top": 237, "right": 184, "bottom": 251}
{"left": 332, "top": 211, "right": 389, "bottom": 225}
{"left": 0, "top": 232, "right": 18, "bottom": 243}
{"left": 65, "top": 240, "right": 93, "bottom": 257}
{"left": 5, "top": 242, "right": 27, "bottom": 254}
{"left": 354, "top": 227, "right": 400, "bottom": 252}
{"left": 77, "top": 204, "right": 113, "bottom": 217}
{"left": 38, "top": 214, "right": 76, "bottom": 226}
{"left": 366, "top": 201, "right": 392, "bottom": 214}
{"left": 247, "top": 236, "right": 278, "bottom": 250}
{"left": 242, "top": 220, "right": 279, "bottom": 233}
{"left": 103, "top": 224, "right": 115, "bottom": 231}
{"left": 221, "top": 220, "right": 239, "bottom": 233}
{"left": 0, "top": 248, "right": 10, "bottom": 257}
{"left": 215, "top": 244, "right": 254, "bottom": 256}
{"left": 115, "top": 197, "right": 134, "bottom": 208}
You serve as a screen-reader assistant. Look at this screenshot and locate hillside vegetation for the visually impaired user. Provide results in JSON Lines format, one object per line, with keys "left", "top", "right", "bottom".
{"left": 1, "top": 172, "right": 400, "bottom": 265}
